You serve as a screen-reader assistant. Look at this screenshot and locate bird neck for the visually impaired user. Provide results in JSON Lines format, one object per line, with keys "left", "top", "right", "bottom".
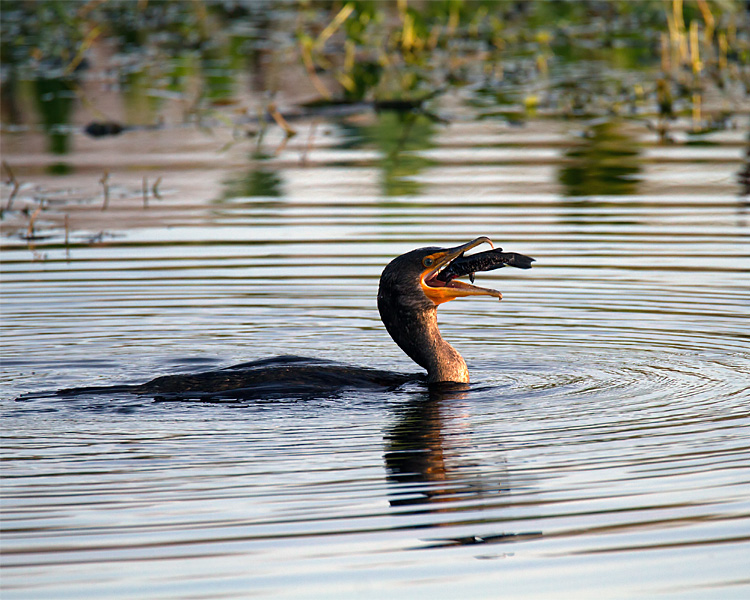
{"left": 387, "top": 307, "right": 470, "bottom": 384}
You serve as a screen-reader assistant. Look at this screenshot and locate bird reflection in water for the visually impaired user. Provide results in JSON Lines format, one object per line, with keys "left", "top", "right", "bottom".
{"left": 385, "top": 385, "right": 542, "bottom": 550}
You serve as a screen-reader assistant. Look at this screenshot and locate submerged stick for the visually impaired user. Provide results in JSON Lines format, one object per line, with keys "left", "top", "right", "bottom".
{"left": 27, "top": 204, "right": 43, "bottom": 239}
{"left": 100, "top": 170, "right": 110, "bottom": 210}
{"left": 152, "top": 177, "right": 162, "bottom": 200}
{"left": 3, "top": 161, "right": 20, "bottom": 212}
{"left": 301, "top": 120, "right": 319, "bottom": 165}
{"left": 268, "top": 103, "right": 297, "bottom": 137}
{"left": 64, "top": 214, "right": 71, "bottom": 261}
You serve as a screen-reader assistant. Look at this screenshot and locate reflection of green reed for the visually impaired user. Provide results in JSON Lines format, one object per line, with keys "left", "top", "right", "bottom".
{"left": 4, "top": 2, "right": 747, "bottom": 115}
{"left": 33, "top": 77, "right": 74, "bottom": 174}
{"left": 2, "top": 0, "right": 747, "bottom": 157}
{"left": 123, "top": 69, "right": 161, "bottom": 125}
{"left": 222, "top": 153, "right": 283, "bottom": 200}
{"left": 360, "top": 110, "right": 436, "bottom": 197}
{"left": 34, "top": 77, "right": 73, "bottom": 155}
{"left": 559, "top": 121, "right": 641, "bottom": 197}
{"left": 201, "top": 51, "right": 236, "bottom": 104}
{"left": 295, "top": 0, "right": 747, "bottom": 119}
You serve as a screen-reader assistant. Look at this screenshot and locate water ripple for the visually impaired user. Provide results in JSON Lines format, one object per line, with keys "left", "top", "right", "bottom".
{"left": 3, "top": 115, "right": 750, "bottom": 600}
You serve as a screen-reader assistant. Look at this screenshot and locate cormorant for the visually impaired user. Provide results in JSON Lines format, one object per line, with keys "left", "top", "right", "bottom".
{"left": 378, "top": 236, "right": 533, "bottom": 383}
{"left": 21, "top": 237, "right": 534, "bottom": 401}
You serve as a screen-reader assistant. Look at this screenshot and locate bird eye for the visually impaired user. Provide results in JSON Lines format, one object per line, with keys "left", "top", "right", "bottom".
{"left": 423, "top": 257, "right": 434, "bottom": 267}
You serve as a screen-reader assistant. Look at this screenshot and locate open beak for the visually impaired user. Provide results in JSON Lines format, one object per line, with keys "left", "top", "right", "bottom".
{"left": 420, "top": 237, "right": 503, "bottom": 306}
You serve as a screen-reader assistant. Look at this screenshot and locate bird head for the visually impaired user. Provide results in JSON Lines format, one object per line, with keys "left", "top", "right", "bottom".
{"left": 378, "top": 237, "right": 502, "bottom": 312}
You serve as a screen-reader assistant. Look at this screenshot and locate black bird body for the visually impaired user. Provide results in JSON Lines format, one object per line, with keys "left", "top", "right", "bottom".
{"left": 50, "top": 356, "right": 416, "bottom": 402}
{"left": 20, "top": 238, "right": 534, "bottom": 400}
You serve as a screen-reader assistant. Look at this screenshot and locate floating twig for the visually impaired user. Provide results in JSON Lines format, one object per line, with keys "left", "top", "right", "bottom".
{"left": 27, "top": 204, "right": 43, "bottom": 239}
{"left": 301, "top": 120, "right": 319, "bottom": 165}
{"left": 314, "top": 3, "right": 355, "bottom": 52}
{"left": 64, "top": 214, "right": 71, "bottom": 260}
{"left": 100, "top": 170, "right": 110, "bottom": 210}
{"left": 64, "top": 26, "right": 101, "bottom": 76}
{"left": 254, "top": 105, "right": 268, "bottom": 153}
{"left": 142, "top": 176, "right": 149, "bottom": 208}
{"left": 268, "top": 103, "right": 297, "bottom": 137}
{"left": 3, "top": 161, "right": 21, "bottom": 212}
{"left": 152, "top": 177, "right": 163, "bottom": 200}
{"left": 697, "top": 0, "right": 715, "bottom": 44}
{"left": 274, "top": 135, "right": 290, "bottom": 156}
{"left": 299, "top": 38, "right": 332, "bottom": 100}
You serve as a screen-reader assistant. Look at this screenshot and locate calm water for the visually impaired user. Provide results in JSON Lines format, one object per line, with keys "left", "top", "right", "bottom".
{"left": 2, "top": 9, "right": 750, "bottom": 592}
{"left": 3, "top": 111, "right": 749, "bottom": 599}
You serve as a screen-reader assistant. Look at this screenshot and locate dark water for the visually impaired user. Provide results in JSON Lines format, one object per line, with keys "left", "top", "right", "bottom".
{"left": 2, "top": 3, "right": 750, "bottom": 597}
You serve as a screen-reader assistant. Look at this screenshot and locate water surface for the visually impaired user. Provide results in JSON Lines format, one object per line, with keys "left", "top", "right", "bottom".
{"left": 2, "top": 5, "right": 750, "bottom": 597}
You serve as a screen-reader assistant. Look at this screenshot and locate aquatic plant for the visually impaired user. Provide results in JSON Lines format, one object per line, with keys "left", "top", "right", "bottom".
{"left": 1, "top": 1, "right": 747, "bottom": 126}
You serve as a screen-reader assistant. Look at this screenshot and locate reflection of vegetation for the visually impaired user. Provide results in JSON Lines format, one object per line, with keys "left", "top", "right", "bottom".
{"left": 123, "top": 69, "right": 160, "bottom": 125}
{"left": 33, "top": 76, "right": 75, "bottom": 174}
{"left": 34, "top": 77, "right": 74, "bottom": 155}
{"left": 222, "top": 156, "right": 283, "bottom": 199}
{"left": 559, "top": 121, "right": 642, "bottom": 196}
{"left": 294, "top": 0, "right": 749, "bottom": 123}
{"left": 201, "top": 51, "right": 236, "bottom": 104}
{"left": 349, "top": 110, "right": 437, "bottom": 197}
{"left": 1, "top": 0, "right": 748, "bottom": 152}
{"left": 2, "top": 1, "right": 748, "bottom": 116}
{"left": 1, "top": 1, "right": 87, "bottom": 72}
{"left": 377, "top": 111, "right": 435, "bottom": 196}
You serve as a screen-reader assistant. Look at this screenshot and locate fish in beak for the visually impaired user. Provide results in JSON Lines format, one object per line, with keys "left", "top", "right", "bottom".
{"left": 420, "top": 237, "right": 535, "bottom": 306}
